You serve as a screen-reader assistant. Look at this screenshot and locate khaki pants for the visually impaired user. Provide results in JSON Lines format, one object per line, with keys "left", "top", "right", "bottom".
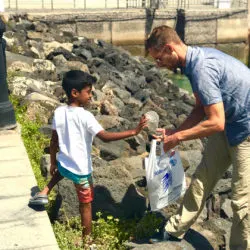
{"left": 165, "top": 132, "right": 250, "bottom": 250}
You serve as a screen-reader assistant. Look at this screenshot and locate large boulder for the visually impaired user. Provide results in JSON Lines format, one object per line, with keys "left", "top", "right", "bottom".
{"left": 8, "top": 76, "right": 55, "bottom": 97}
{"left": 32, "top": 59, "right": 57, "bottom": 81}
{"left": 43, "top": 41, "right": 73, "bottom": 58}
{"left": 6, "top": 51, "right": 34, "bottom": 68}
{"left": 23, "top": 92, "right": 61, "bottom": 123}
{"left": 93, "top": 137, "right": 132, "bottom": 161}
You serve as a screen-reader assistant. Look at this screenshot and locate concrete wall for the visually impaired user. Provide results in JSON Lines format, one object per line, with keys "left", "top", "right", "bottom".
{"left": 181, "top": 9, "right": 248, "bottom": 62}
{"left": 4, "top": 0, "right": 127, "bottom": 9}
{"left": 6, "top": 8, "right": 249, "bottom": 63}
{"left": 183, "top": 9, "right": 248, "bottom": 44}
{"left": 23, "top": 9, "right": 248, "bottom": 45}
{"left": 26, "top": 9, "right": 178, "bottom": 45}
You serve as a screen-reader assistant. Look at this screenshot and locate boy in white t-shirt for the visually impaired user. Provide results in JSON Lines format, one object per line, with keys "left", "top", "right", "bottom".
{"left": 29, "top": 70, "right": 147, "bottom": 239}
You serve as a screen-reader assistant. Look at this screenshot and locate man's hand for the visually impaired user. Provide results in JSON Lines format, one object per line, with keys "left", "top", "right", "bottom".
{"left": 154, "top": 128, "right": 179, "bottom": 152}
{"left": 50, "top": 164, "right": 57, "bottom": 176}
{"left": 153, "top": 128, "right": 176, "bottom": 141}
{"left": 163, "top": 134, "right": 180, "bottom": 152}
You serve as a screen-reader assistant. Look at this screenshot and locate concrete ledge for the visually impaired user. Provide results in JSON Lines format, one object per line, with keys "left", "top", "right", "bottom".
{"left": 0, "top": 128, "right": 59, "bottom": 250}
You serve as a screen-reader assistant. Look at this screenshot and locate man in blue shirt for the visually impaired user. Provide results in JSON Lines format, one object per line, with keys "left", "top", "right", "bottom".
{"left": 145, "top": 25, "right": 250, "bottom": 249}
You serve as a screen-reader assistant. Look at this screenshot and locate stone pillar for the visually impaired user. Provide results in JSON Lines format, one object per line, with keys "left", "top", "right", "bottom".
{"left": 0, "top": 17, "right": 16, "bottom": 130}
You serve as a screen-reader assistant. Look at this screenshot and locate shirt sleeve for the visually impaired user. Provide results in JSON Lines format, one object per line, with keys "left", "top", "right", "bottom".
{"left": 192, "top": 59, "right": 223, "bottom": 106}
{"left": 85, "top": 112, "right": 104, "bottom": 136}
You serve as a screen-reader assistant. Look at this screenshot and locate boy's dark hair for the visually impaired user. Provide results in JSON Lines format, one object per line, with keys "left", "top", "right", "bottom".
{"left": 62, "top": 70, "right": 96, "bottom": 98}
{"left": 145, "top": 25, "right": 182, "bottom": 56}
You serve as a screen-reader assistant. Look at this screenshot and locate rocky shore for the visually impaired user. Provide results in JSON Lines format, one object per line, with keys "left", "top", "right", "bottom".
{"left": 5, "top": 15, "right": 233, "bottom": 249}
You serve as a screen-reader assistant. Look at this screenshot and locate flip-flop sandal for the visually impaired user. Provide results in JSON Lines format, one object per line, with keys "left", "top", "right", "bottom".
{"left": 29, "top": 192, "right": 48, "bottom": 206}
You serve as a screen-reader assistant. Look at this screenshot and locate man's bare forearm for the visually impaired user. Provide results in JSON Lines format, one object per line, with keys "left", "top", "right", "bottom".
{"left": 176, "top": 102, "right": 225, "bottom": 142}
{"left": 176, "top": 118, "right": 224, "bottom": 142}
{"left": 176, "top": 105, "right": 205, "bottom": 133}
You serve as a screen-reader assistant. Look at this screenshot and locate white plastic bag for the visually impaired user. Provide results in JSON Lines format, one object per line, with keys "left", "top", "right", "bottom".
{"left": 145, "top": 139, "right": 186, "bottom": 211}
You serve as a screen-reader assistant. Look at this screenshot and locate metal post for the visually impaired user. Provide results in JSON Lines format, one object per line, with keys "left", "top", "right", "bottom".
{"left": 8, "top": 0, "right": 10, "bottom": 9}
{"left": 117, "top": 0, "right": 119, "bottom": 8}
{"left": 15, "top": 0, "right": 18, "bottom": 10}
{"left": 42, "top": 0, "right": 44, "bottom": 9}
{"left": 74, "top": 0, "right": 76, "bottom": 8}
{"left": 84, "top": 0, "right": 86, "bottom": 9}
{"left": 105, "top": 0, "right": 107, "bottom": 8}
{"left": 51, "top": 0, "right": 53, "bottom": 10}
{"left": 0, "top": 17, "right": 16, "bottom": 130}
{"left": 150, "top": 0, "right": 159, "bottom": 8}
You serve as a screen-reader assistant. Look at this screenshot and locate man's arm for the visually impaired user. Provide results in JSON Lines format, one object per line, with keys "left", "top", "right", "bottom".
{"left": 176, "top": 101, "right": 225, "bottom": 141}
{"left": 175, "top": 93, "right": 206, "bottom": 132}
{"left": 96, "top": 116, "right": 147, "bottom": 142}
{"left": 50, "top": 130, "right": 59, "bottom": 175}
{"left": 163, "top": 94, "right": 225, "bottom": 152}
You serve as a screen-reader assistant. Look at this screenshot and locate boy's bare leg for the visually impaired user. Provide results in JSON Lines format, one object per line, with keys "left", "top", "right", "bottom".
{"left": 40, "top": 170, "right": 64, "bottom": 195}
{"left": 79, "top": 202, "right": 92, "bottom": 237}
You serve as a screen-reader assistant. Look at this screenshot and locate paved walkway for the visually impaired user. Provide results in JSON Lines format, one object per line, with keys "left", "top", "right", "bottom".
{"left": 0, "top": 127, "right": 59, "bottom": 250}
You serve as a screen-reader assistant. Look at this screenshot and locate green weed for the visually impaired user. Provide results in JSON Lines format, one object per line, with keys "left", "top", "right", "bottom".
{"left": 53, "top": 211, "right": 162, "bottom": 250}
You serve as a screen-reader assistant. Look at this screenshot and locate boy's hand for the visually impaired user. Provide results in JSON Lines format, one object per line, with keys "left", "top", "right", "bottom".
{"left": 50, "top": 164, "right": 58, "bottom": 176}
{"left": 97, "top": 115, "right": 147, "bottom": 142}
{"left": 134, "top": 115, "right": 148, "bottom": 135}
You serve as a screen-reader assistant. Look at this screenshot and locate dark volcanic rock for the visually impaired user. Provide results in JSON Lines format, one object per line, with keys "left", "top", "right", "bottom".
{"left": 46, "top": 47, "right": 74, "bottom": 61}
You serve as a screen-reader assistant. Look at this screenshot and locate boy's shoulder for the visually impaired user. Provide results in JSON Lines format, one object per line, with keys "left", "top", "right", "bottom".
{"left": 54, "top": 105, "right": 96, "bottom": 120}
{"left": 54, "top": 104, "right": 67, "bottom": 112}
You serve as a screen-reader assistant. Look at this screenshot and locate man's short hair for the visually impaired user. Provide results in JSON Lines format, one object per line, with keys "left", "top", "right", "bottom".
{"left": 145, "top": 25, "right": 182, "bottom": 55}
{"left": 62, "top": 70, "right": 96, "bottom": 98}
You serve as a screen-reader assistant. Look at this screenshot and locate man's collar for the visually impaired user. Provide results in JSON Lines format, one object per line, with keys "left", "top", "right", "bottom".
{"left": 183, "top": 46, "right": 192, "bottom": 76}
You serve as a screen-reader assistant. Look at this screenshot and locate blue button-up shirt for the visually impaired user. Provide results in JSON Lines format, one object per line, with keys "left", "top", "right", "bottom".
{"left": 184, "top": 46, "right": 250, "bottom": 146}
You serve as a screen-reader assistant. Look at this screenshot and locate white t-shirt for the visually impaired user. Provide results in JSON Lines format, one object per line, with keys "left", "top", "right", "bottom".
{"left": 52, "top": 105, "right": 103, "bottom": 175}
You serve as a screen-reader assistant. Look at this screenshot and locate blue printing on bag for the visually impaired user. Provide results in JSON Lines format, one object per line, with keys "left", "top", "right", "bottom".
{"left": 170, "top": 158, "right": 177, "bottom": 166}
{"left": 153, "top": 150, "right": 176, "bottom": 192}
{"left": 162, "top": 171, "right": 172, "bottom": 192}
{"left": 154, "top": 167, "right": 167, "bottom": 176}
